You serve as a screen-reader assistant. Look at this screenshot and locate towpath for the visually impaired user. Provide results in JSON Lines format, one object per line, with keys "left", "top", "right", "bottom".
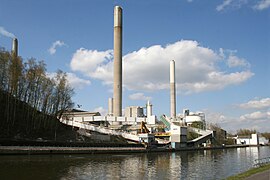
{"left": 245, "top": 169, "right": 270, "bottom": 180}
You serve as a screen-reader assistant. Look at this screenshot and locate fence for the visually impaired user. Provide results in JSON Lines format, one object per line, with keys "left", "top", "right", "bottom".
{"left": 254, "top": 157, "right": 270, "bottom": 167}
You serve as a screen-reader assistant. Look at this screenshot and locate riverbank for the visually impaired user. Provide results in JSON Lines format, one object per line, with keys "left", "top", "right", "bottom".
{"left": 0, "top": 146, "right": 146, "bottom": 155}
{"left": 0, "top": 144, "right": 253, "bottom": 155}
{"left": 226, "top": 163, "right": 270, "bottom": 180}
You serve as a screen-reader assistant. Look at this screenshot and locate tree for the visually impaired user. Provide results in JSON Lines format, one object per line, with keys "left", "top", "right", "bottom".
{"left": 0, "top": 48, "right": 10, "bottom": 91}
{"left": 208, "top": 123, "right": 227, "bottom": 144}
{"left": 190, "top": 121, "right": 204, "bottom": 129}
{"left": 261, "top": 132, "right": 270, "bottom": 141}
{"left": 237, "top": 129, "right": 256, "bottom": 136}
{"left": 51, "top": 70, "right": 74, "bottom": 116}
{"left": 8, "top": 54, "right": 23, "bottom": 96}
{"left": 0, "top": 49, "right": 74, "bottom": 136}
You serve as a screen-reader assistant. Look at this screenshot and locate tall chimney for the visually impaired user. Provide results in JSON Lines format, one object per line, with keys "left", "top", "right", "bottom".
{"left": 170, "top": 60, "right": 176, "bottom": 119}
{"left": 12, "top": 38, "right": 18, "bottom": 57}
{"left": 113, "top": 6, "right": 122, "bottom": 117}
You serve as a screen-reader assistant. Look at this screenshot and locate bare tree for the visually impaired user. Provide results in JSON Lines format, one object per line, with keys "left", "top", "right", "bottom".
{"left": 0, "top": 49, "right": 74, "bottom": 137}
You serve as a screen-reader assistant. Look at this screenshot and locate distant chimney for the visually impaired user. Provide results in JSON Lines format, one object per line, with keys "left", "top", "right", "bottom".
{"left": 146, "top": 100, "right": 153, "bottom": 118}
{"left": 12, "top": 38, "right": 18, "bottom": 57}
{"left": 108, "top": 98, "right": 113, "bottom": 116}
{"left": 170, "top": 60, "right": 176, "bottom": 119}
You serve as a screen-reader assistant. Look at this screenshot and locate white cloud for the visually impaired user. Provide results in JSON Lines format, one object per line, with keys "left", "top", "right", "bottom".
{"left": 220, "top": 48, "right": 250, "bottom": 68}
{"left": 93, "top": 106, "right": 107, "bottom": 115}
{"left": 205, "top": 110, "right": 229, "bottom": 125}
{"left": 203, "top": 110, "right": 241, "bottom": 133}
{"left": 216, "top": 0, "right": 270, "bottom": 12}
{"left": 220, "top": 97, "right": 270, "bottom": 132}
{"left": 181, "top": 71, "right": 253, "bottom": 94}
{"left": 70, "top": 40, "right": 253, "bottom": 94}
{"left": 47, "top": 72, "right": 90, "bottom": 89}
{"left": 238, "top": 98, "right": 270, "bottom": 109}
{"left": 240, "top": 111, "right": 270, "bottom": 120}
{"left": 48, "top": 40, "right": 66, "bottom": 55}
{"left": 216, "top": 0, "right": 233, "bottom": 11}
{"left": 70, "top": 48, "right": 113, "bottom": 78}
{"left": 129, "top": 93, "right": 152, "bottom": 101}
{"left": 66, "top": 73, "right": 91, "bottom": 89}
{"left": 253, "top": 0, "right": 270, "bottom": 10}
{"left": 204, "top": 109, "right": 270, "bottom": 133}
{"left": 0, "top": 26, "right": 16, "bottom": 38}
{"left": 216, "top": 0, "right": 248, "bottom": 11}
{"left": 227, "top": 55, "right": 250, "bottom": 68}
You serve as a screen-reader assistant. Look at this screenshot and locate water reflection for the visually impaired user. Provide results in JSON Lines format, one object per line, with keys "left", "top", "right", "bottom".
{"left": 0, "top": 147, "right": 269, "bottom": 180}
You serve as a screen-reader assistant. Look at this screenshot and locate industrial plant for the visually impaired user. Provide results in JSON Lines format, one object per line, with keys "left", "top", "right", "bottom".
{"left": 58, "top": 6, "right": 216, "bottom": 149}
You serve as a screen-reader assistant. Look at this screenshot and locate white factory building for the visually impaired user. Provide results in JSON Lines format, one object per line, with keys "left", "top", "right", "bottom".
{"left": 177, "top": 109, "right": 206, "bottom": 130}
{"left": 234, "top": 134, "right": 259, "bottom": 146}
{"left": 124, "top": 106, "right": 144, "bottom": 118}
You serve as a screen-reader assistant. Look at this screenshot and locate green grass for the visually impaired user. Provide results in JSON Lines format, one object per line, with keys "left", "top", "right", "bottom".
{"left": 226, "top": 163, "right": 270, "bottom": 180}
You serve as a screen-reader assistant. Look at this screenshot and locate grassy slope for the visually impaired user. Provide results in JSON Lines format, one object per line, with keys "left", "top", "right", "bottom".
{"left": 226, "top": 163, "right": 270, "bottom": 180}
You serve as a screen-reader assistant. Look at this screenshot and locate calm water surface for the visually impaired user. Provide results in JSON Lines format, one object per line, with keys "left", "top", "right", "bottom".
{"left": 0, "top": 146, "right": 270, "bottom": 180}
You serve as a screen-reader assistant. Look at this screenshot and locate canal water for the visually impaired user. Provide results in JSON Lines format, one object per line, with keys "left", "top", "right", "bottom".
{"left": 0, "top": 146, "right": 269, "bottom": 180}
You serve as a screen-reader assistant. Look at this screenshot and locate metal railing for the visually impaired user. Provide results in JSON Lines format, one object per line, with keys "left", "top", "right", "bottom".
{"left": 60, "top": 119, "right": 140, "bottom": 142}
{"left": 254, "top": 157, "right": 270, "bottom": 167}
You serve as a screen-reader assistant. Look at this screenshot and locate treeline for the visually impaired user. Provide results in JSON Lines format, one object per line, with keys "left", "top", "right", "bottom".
{"left": 236, "top": 129, "right": 257, "bottom": 136}
{"left": 0, "top": 48, "right": 73, "bottom": 115}
{"left": 0, "top": 47, "right": 74, "bottom": 138}
{"left": 207, "top": 124, "right": 266, "bottom": 145}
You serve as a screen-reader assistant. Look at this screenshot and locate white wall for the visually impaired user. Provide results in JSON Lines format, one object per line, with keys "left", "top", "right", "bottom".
{"left": 236, "top": 134, "right": 259, "bottom": 145}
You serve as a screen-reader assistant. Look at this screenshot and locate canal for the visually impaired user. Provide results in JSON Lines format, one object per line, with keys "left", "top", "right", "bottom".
{"left": 0, "top": 146, "right": 269, "bottom": 179}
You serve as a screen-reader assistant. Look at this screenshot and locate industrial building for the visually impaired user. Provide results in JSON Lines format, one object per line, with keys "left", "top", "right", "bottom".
{"left": 234, "top": 134, "right": 259, "bottom": 146}
{"left": 57, "top": 5, "right": 215, "bottom": 149}
{"left": 124, "top": 106, "right": 144, "bottom": 118}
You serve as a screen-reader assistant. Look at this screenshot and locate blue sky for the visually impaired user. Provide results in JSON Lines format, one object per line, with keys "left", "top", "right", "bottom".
{"left": 0, "top": 0, "right": 269, "bottom": 133}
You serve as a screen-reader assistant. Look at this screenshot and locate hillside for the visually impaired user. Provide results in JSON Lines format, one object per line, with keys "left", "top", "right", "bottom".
{"left": 0, "top": 49, "right": 129, "bottom": 144}
{"left": 0, "top": 89, "right": 127, "bottom": 144}
{"left": 0, "top": 89, "right": 80, "bottom": 141}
